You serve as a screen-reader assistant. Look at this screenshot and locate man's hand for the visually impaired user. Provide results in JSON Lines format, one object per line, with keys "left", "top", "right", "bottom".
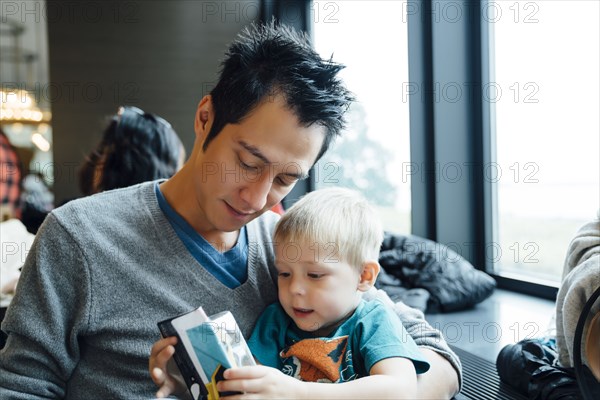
{"left": 149, "top": 336, "right": 184, "bottom": 398}
{"left": 218, "top": 365, "right": 306, "bottom": 399}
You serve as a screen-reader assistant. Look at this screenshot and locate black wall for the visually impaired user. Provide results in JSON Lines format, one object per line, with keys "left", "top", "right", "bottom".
{"left": 47, "top": 0, "right": 259, "bottom": 203}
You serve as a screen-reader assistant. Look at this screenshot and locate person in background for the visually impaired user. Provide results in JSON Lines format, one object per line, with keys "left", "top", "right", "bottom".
{"left": 0, "top": 218, "right": 35, "bottom": 348}
{"left": 78, "top": 105, "right": 186, "bottom": 196}
{"left": 555, "top": 217, "right": 599, "bottom": 371}
{"left": 496, "top": 216, "right": 600, "bottom": 398}
{"left": 0, "top": 129, "right": 23, "bottom": 221}
{"left": 19, "top": 172, "right": 54, "bottom": 234}
{"left": 0, "top": 130, "right": 27, "bottom": 349}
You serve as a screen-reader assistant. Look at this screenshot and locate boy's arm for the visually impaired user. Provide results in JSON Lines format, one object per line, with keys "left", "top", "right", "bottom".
{"left": 218, "top": 357, "right": 417, "bottom": 400}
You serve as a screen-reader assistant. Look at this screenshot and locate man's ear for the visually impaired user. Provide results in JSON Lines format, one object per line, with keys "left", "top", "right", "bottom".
{"left": 194, "top": 95, "right": 212, "bottom": 141}
{"left": 357, "top": 261, "right": 380, "bottom": 292}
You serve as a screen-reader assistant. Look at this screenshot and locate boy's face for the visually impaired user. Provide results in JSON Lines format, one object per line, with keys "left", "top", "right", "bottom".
{"left": 188, "top": 95, "right": 325, "bottom": 235}
{"left": 275, "top": 240, "right": 366, "bottom": 336}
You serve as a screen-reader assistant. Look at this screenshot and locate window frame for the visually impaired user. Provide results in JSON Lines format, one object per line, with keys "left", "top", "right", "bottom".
{"left": 277, "top": 0, "right": 558, "bottom": 299}
{"left": 407, "top": 0, "right": 557, "bottom": 300}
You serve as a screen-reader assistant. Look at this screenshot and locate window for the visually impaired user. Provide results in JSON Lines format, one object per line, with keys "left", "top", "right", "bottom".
{"left": 491, "top": 0, "right": 599, "bottom": 284}
{"left": 312, "top": 1, "right": 412, "bottom": 233}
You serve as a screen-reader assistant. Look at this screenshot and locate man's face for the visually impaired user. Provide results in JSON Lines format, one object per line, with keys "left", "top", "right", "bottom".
{"left": 190, "top": 95, "right": 325, "bottom": 235}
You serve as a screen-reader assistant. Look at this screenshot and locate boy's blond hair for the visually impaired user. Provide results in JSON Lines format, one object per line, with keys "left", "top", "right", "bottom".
{"left": 274, "top": 187, "right": 383, "bottom": 269}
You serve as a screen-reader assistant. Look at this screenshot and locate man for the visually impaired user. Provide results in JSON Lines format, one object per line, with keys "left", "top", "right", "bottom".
{"left": 0, "top": 23, "right": 460, "bottom": 399}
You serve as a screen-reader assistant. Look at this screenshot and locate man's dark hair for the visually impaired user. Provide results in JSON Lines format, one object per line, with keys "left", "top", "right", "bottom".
{"left": 205, "top": 21, "right": 354, "bottom": 162}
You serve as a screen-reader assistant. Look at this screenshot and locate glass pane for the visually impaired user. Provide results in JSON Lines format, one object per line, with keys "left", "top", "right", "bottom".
{"left": 312, "top": 1, "right": 411, "bottom": 233}
{"left": 492, "top": 0, "right": 599, "bottom": 283}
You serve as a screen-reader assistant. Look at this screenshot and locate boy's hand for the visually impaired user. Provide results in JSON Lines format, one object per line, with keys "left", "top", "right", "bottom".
{"left": 218, "top": 365, "right": 307, "bottom": 399}
{"left": 149, "top": 336, "right": 184, "bottom": 398}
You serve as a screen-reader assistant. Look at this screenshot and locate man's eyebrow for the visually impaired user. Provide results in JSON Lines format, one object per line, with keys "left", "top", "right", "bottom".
{"left": 239, "top": 140, "right": 309, "bottom": 180}
{"left": 239, "top": 140, "right": 270, "bottom": 164}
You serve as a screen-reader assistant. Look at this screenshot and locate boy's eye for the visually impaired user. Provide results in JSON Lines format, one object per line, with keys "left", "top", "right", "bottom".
{"left": 307, "top": 273, "right": 324, "bottom": 279}
{"left": 278, "top": 272, "right": 291, "bottom": 278}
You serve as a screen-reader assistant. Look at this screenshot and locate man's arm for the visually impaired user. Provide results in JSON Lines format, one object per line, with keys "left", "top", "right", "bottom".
{"left": 416, "top": 348, "right": 460, "bottom": 399}
{"left": 365, "top": 288, "right": 462, "bottom": 399}
{"left": 0, "top": 215, "right": 88, "bottom": 398}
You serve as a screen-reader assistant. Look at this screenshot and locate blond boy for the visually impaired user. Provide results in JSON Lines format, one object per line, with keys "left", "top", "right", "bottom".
{"left": 217, "top": 188, "right": 430, "bottom": 399}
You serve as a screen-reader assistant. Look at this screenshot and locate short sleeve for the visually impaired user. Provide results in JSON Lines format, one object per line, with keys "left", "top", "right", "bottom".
{"left": 356, "top": 301, "right": 430, "bottom": 374}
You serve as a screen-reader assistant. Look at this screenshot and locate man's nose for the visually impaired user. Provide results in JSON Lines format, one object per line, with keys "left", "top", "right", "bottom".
{"left": 239, "top": 173, "right": 271, "bottom": 212}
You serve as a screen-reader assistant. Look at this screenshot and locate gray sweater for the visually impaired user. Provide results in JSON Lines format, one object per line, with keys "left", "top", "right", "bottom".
{"left": 0, "top": 181, "right": 461, "bottom": 399}
{"left": 556, "top": 219, "right": 600, "bottom": 368}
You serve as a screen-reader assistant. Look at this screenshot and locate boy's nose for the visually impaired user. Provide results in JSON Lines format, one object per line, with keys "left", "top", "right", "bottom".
{"left": 289, "top": 276, "right": 306, "bottom": 295}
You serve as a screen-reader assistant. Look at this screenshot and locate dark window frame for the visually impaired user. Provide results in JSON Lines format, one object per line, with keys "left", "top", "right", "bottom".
{"left": 407, "top": 0, "right": 557, "bottom": 300}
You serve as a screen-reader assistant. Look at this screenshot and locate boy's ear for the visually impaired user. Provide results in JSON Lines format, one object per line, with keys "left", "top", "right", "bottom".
{"left": 357, "top": 261, "right": 380, "bottom": 292}
{"left": 194, "top": 95, "right": 213, "bottom": 140}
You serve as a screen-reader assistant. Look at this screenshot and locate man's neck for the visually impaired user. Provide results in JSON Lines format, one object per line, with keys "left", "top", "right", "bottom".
{"left": 158, "top": 176, "right": 240, "bottom": 252}
{"left": 202, "top": 230, "right": 241, "bottom": 253}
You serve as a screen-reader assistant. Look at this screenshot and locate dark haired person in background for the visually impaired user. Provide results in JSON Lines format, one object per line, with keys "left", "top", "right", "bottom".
{"left": 79, "top": 106, "right": 185, "bottom": 196}
{"left": 0, "top": 22, "right": 460, "bottom": 399}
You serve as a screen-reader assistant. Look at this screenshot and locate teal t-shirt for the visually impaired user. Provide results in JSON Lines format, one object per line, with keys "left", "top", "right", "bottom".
{"left": 154, "top": 182, "right": 248, "bottom": 288}
{"left": 248, "top": 300, "right": 430, "bottom": 382}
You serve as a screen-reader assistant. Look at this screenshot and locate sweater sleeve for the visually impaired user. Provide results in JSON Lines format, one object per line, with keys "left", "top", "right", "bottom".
{"left": 363, "top": 287, "right": 463, "bottom": 390}
{"left": 556, "top": 258, "right": 600, "bottom": 367}
{"left": 0, "top": 213, "right": 91, "bottom": 399}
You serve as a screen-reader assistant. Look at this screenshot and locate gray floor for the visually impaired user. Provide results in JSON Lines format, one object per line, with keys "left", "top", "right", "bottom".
{"left": 425, "top": 288, "right": 556, "bottom": 363}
